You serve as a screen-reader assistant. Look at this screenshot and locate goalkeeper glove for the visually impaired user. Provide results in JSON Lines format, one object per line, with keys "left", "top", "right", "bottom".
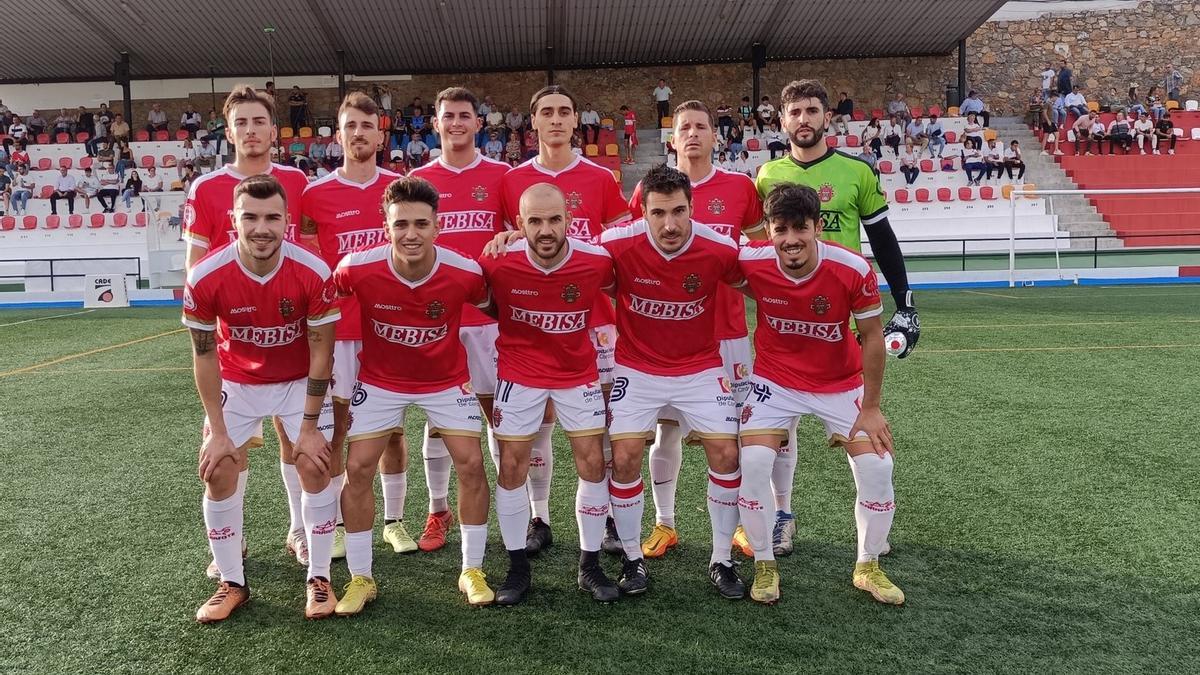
{"left": 883, "top": 306, "right": 920, "bottom": 358}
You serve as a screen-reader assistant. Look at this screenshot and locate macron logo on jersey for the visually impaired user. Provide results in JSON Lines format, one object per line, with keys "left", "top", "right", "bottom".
{"left": 371, "top": 319, "right": 448, "bottom": 346}
{"left": 228, "top": 320, "right": 304, "bottom": 347}
{"left": 438, "top": 211, "right": 496, "bottom": 233}
{"left": 510, "top": 307, "right": 589, "bottom": 334}
{"left": 764, "top": 314, "right": 844, "bottom": 342}
{"left": 628, "top": 294, "right": 706, "bottom": 321}
{"left": 337, "top": 229, "right": 388, "bottom": 254}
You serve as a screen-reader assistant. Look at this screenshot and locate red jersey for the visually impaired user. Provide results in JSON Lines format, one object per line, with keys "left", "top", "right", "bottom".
{"left": 333, "top": 244, "right": 489, "bottom": 394}
{"left": 623, "top": 111, "right": 637, "bottom": 135}
{"left": 183, "top": 163, "right": 309, "bottom": 253}
{"left": 300, "top": 167, "right": 400, "bottom": 341}
{"left": 409, "top": 153, "right": 509, "bottom": 327}
{"left": 601, "top": 221, "right": 740, "bottom": 376}
{"left": 500, "top": 156, "right": 630, "bottom": 327}
{"left": 480, "top": 239, "right": 615, "bottom": 388}
{"left": 738, "top": 240, "right": 883, "bottom": 393}
{"left": 181, "top": 241, "right": 339, "bottom": 385}
{"left": 629, "top": 166, "right": 762, "bottom": 340}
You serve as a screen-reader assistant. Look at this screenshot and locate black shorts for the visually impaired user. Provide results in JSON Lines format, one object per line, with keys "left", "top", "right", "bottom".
{"left": 1041, "top": 122, "right": 1058, "bottom": 133}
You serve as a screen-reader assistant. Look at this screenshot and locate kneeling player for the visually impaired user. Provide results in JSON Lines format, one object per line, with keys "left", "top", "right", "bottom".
{"left": 334, "top": 177, "right": 495, "bottom": 613}
{"left": 184, "top": 175, "right": 341, "bottom": 622}
{"left": 482, "top": 184, "right": 619, "bottom": 605}
{"left": 736, "top": 183, "right": 903, "bottom": 605}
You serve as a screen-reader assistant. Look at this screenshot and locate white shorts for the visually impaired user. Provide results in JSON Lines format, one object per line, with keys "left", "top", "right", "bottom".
{"left": 591, "top": 324, "right": 617, "bottom": 385}
{"left": 659, "top": 337, "right": 752, "bottom": 432}
{"left": 331, "top": 339, "right": 362, "bottom": 403}
{"left": 460, "top": 324, "right": 499, "bottom": 397}
{"left": 347, "top": 381, "right": 483, "bottom": 441}
{"left": 608, "top": 365, "right": 739, "bottom": 441}
{"left": 739, "top": 375, "right": 867, "bottom": 446}
{"left": 203, "top": 378, "right": 332, "bottom": 449}
{"left": 492, "top": 379, "right": 607, "bottom": 441}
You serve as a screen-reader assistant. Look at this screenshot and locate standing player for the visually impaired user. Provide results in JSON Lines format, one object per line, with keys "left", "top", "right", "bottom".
{"left": 628, "top": 101, "right": 765, "bottom": 559}
{"left": 409, "top": 86, "right": 509, "bottom": 554}
{"left": 736, "top": 183, "right": 902, "bottom": 606}
{"left": 184, "top": 84, "right": 315, "bottom": 575}
{"left": 300, "top": 92, "right": 412, "bottom": 557}
{"left": 500, "top": 85, "right": 631, "bottom": 555}
{"left": 483, "top": 184, "right": 618, "bottom": 605}
{"left": 753, "top": 79, "right": 919, "bottom": 556}
{"left": 333, "top": 177, "right": 495, "bottom": 613}
{"left": 184, "top": 175, "right": 340, "bottom": 622}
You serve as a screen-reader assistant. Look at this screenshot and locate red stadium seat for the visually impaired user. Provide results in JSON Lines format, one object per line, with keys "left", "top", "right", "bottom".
{"left": 915, "top": 188, "right": 932, "bottom": 203}
{"left": 55, "top": 132, "right": 70, "bottom": 143}
{"left": 958, "top": 186, "right": 975, "bottom": 201}
{"left": 746, "top": 138, "right": 761, "bottom": 151}
{"left": 979, "top": 185, "right": 996, "bottom": 200}
{"left": 910, "top": 106, "right": 925, "bottom": 118}
{"left": 826, "top": 136, "right": 840, "bottom": 148}
{"left": 944, "top": 131, "right": 957, "bottom": 143}
{"left": 941, "top": 158, "right": 957, "bottom": 171}
{"left": 36, "top": 133, "right": 50, "bottom": 144}
{"left": 919, "top": 159, "right": 934, "bottom": 172}
{"left": 112, "top": 213, "right": 128, "bottom": 228}
{"left": 39, "top": 185, "right": 54, "bottom": 198}
{"left": 89, "top": 213, "right": 106, "bottom": 228}
{"left": 153, "top": 130, "right": 169, "bottom": 141}
{"left": 878, "top": 160, "right": 894, "bottom": 174}
{"left": 79, "top": 157, "right": 93, "bottom": 169}
{"left": 845, "top": 135, "right": 861, "bottom": 147}
{"left": 140, "top": 156, "right": 155, "bottom": 168}
{"left": 928, "top": 105, "right": 943, "bottom": 117}
{"left": 871, "top": 108, "right": 884, "bottom": 120}
{"left": 59, "top": 157, "right": 72, "bottom": 169}
{"left": 893, "top": 188, "right": 911, "bottom": 203}
{"left": 67, "top": 214, "right": 83, "bottom": 229}
{"left": 43, "top": 214, "right": 61, "bottom": 229}
{"left": 134, "top": 130, "right": 150, "bottom": 141}
{"left": 0, "top": 216, "right": 15, "bottom": 231}
{"left": 175, "top": 129, "right": 190, "bottom": 140}
{"left": 37, "top": 158, "right": 52, "bottom": 170}
{"left": 162, "top": 154, "right": 178, "bottom": 167}
{"left": 134, "top": 212, "right": 148, "bottom": 227}
{"left": 21, "top": 215, "right": 38, "bottom": 230}
{"left": 852, "top": 110, "right": 866, "bottom": 121}
{"left": 937, "top": 187, "right": 953, "bottom": 202}
{"left": 75, "top": 132, "right": 90, "bottom": 143}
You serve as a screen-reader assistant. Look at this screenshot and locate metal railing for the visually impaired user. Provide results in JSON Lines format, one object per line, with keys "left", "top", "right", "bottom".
{"left": 0, "top": 257, "right": 143, "bottom": 291}
{"left": 897, "top": 232, "right": 1200, "bottom": 271}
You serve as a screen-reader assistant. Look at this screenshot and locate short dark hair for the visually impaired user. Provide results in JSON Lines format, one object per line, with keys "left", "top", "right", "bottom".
{"left": 529, "top": 85, "right": 577, "bottom": 116}
{"left": 224, "top": 83, "right": 276, "bottom": 122}
{"left": 780, "top": 79, "right": 831, "bottom": 113}
{"left": 673, "top": 100, "right": 713, "bottom": 125}
{"left": 640, "top": 164, "right": 691, "bottom": 206}
{"left": 233, "top": 174, "right": 287, "bottom": 208}
{"left": 383, "top": 176, "right": 439, "bottom": 213}
{"left": 337, "top": 91, "right": 378, "bottom": 120}
{"left": 764, "top": 183, "right": 821, "bottom": 229}
{"left": 435, "top": 86, "right": 479, "bottom": 115}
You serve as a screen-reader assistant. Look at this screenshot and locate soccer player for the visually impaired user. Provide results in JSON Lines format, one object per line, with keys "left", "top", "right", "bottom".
{"left": 183, "top": 175, "right": 340, "bottom": 622}
{"left": 185, "top": 85, "right": 315, "bottom": 575}
{"left": 628, "top": 101, "right": 765, "bottom": 559}
{"left": 753, "top": 79, "right": 919, "bottom": 556}
{"left": 602, "top": 165, "right": 745, "bottom": 599}
{"left": 500, "top": 85, "right": 631, "bottom": 555}
{"left": 409, "top": 86, "right": 509, "bottom": 553}
{"left": 736, "top": 183, "right": 902, "bottom": 606}
{"left": 300, "top": 92, "right": 411, "bottom": 558}
{"left": 333, "top": 177, "right": 494, "bottom": 613}
{"left": 483, "top": 183, "right": 618, "bottom": 605}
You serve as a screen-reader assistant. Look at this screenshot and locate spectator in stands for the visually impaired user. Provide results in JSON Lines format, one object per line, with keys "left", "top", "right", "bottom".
{"left": 484, "top": 131, "right": 503, "bottom": 161}
{"left": 77, "top": 105, "right": 95, "bottom": 139}
{"left": 580, "top": 103, "right": 601, "bottom": 145}
{"left": 763, "top": 121, "right": 788, "bottom": 160}
{"left": 1026, "top": 88, "right": 1045, "bottom": 126}
{"left": 887, "top": 92, "right": 911, "bottom": 126}
{"left": 899, "top": 140, "right": 920, "bottom": 185}
{"left": 264, "top": 81, "right": 276, "bottom": 99}
{"left": 305, "top": 166, "right": 318, "bottom": 182}
{"left": 505, "top": 106, "right": 525, "bottom": 142}
{"left": 95, "top": 104, "right": 112, "bottom": 139}
{"left": 1040, "top": 96, "right": 1064, "bottom": 155}
{"left": 653, "top": 79, "right": 673, "bottom": 123}
{"left": 0, "top": 166, "right": 10, "bottom": 214}
{"left": 1164, "top": 63, "right": 1184, "bottom": 102}
{"left": 755, "top": 96, "right": 775, "bottom": 133}
{"left": 180, "top": 106, "right": 202, "bottom": 137}
{"left": 203, "top": 109, "right": 225, "bottom": 154}
{"left": 9, "top": 141, "right": 28, "bottom": 172}
{"left": 50, "top": 166, "right": 77, "bottom": 215}
{"left": 984, "top": 138, "right": 1004, "bottom": 181}
{"left": 883, "top": 114, "right": 903, "bottom": 156}
{"left": 960, "top": 90, "right": 990, "bottom": 127}
{"left": 832, "top": 92, "right": 853, "bottom": 135}
{"left": 0, "top": 143, "right": 7, "bottom": 176}
{"left": 96, "top": 140, "right": 114, "bottom": 166}
{"left": 6, "top": 115, "right": 27, "bottom": 152}
{"left": 288, "top": 137, "right": 308, "bottom": 169}
{"left": 1098, "top": 86, "right": 1122, "bottom": 113}
{"left": 142, "top": 165, "right": 163, "bottom": 212}
{"left": 1154, "top": 109, "right": 1177, "bottom": 155}
{"left": 1086, "top": 114, "right": 1108, "bottom": 155}
{"left": 485, "top": 106, "right": 504, "bottom": 142}
{"left": 716, "top": 151, "right": 732, "bottom": 171}
{"left": 1052, "top": 91, "right": 1067, "bottom": 126}
{"left": 1107, "top": 112, "right": 1134, "bottom": 154}
{"left": 179, "top": 164, "right": 198, "bottom": 193}
{"left": 715, "top": 102, "right": 734, "bottom": 140}
{"left": 196, "top": 137, "right": 216, "bottom": 172}
{"left": 145, "top": 103, "right": 168, "bottom": 134}
{"left": 115, "top": 140, "right": 134, "bottom": 180}
{"left": 1145, "top": 86, "right": 1167, "bottom": 120}
{"left": 961, "top": 137, "right": 986, "bottom": 186}
{"left": 120, "top": 170, "right": 143, "bottom": 211}
{"left": 905, "top": 116, "right": 928, "bottom": 155}
{"left": 1126, "top": 87, "right": 1146, "bottom": 117}
{"left": 11, "top": 166, "right": 34, "bottom": 215}
{"left": 862, "top": 117, "right": 882, "bottom": 158}
{"left": 620, "top": 105, "right": 638, "bottom": 165}
{"left": 28, "top": 111, "right": 48, "bottom": 137}
{"left": 53, "top": 108, "right": 74, "bottom": 136}
{"left": 1072, "top": 112, "right": 1097, "bottom": 156}
{"left": 523, "top": 127, "right": 537, "bottom": 160}
{"left": 505, "top": 130, "right": 522, "bottom": 167}
{"left": 178, "top": 138, "right": 197, "bottom": 177}
{"left": 0, "top": 100, "right": 8, "bottom": 130}
{"left": 268, "top": 141, "right": 282, "bottom": 163}
{"left": 1134, "top": 111, "right": 1155, "bottom": 154}
{"left": 109, "top": 114, "right": 130, "bottom": 143}
{"left": 1040, "top": 63, "right": 1056, "bottom": 98}
{"left": 309, "top": 137, "right": 327, "bottom": 168}
{"left": 76, "top": 166, "right": 99, "bottom": 211}
{"left": 732, "top": 150, "right": 753, "bottom": 177}
{"left": 1057, "top": 59, "right": 1073, "bottom": 95}
{"left": 1004, "top": 141, "right": 1026, "bottom": 181}
{"left": 857, "top": 144, "right": 877, "bottom": 173}
{"left": 406, "top": 133, "right": 428, "bottom": 168}
{"left": 963, "top": 112, "right": 984, "bottom": 150}
{"left": 378, "top": 86, "right": 392, "bottom": 114}
{"left": 738, "top": 96, "right": 754, "bottom": 127}
{"left": 287, "top": 86, "right": 307, "bottom": 131}
{"left": 1064, "top": 86, "right": 1088, "bottom": 118}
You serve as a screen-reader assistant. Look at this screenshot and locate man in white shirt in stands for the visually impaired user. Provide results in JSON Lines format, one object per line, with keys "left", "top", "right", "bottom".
{"left": 652, "top": 79, "right": 672, "bottom": 123}
{"left": 1039, "top": 63, "right": 1056, "bottom": 99}
{"left": 96, "top": 161, "right": 122, "bottom": 213}
{"left": 146, "top": 103, "right": 169, "bottom": 134}
{"left": 143, "top": 166, "right": 164, "bottom": 212}
{"left": 580, "top": 104, "right": 601, "bottom": 145}
{"left": 1133, "top": 111, "right": 1155, "bottom": 155}
{"left": 50, "top": 166, "right": 78, "bottom": 215}
{"left": 983, "top": 138, "right": 1004, "bottom": 182}
{"left": 77, "top": 166, "right": 100, "bottom": 211}
{"left": 181, "top": 106, "right": 203, "bottom": 137}
{"left": 1063, "top": 87, "right": 1088, "bottom": 118}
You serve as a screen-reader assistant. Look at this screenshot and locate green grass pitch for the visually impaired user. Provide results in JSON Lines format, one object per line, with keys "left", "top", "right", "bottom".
{"left": 2, "top": 285, "right": 1197, "bottom": 673}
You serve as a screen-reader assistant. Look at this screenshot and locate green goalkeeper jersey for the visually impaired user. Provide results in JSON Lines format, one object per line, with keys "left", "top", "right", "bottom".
{"left": 754, "top": 148, "right": 889, "bottom": 253}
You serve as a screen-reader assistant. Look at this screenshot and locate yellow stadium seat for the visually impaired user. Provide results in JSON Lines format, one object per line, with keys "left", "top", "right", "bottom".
{"left": 605, "top": 143, "right": 619, "bottom": 156}
{"left": 585, "top": 144, "right": 599, "bottom": 157}
{"left": 1087, "top": 102, "right": 1100, "bottom": 112}
{"left": 947, "top": 106, "right": 960, "bottom": 117}
{"left": 280, "top": 127, "right": 294, "bottom": 139}
{"left": 984, "top": 129, "right": 998, "bottom": 142}
{"left": 601, "top": 118, "right": 614, "bottom": 129}
{"left": 1001, "top": 184, "right": 1014, "bottom": 200}
{"left": 1022, "top": 183, "right": 1037, "bottom": 199}
{"left": 1167, "top": 99, "right": 1181, "bottom": 110}
{"left": 661, "top": 116, "right": 672, "bottom": 128}
{"left": 298, "top": 127, "right": 314, "bottom": 138}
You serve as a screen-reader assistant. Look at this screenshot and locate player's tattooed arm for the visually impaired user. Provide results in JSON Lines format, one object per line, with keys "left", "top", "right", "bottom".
{"left": 189, "top": 328, "right": 216, "bottom": 356}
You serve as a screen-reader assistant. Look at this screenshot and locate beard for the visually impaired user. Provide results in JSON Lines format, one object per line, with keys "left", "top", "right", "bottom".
{"left": 348, "top": 141, "right": 376, "bottom": 163}
{"left": 532, "top": 235, "right": 565, "bottom": 260}
{"left": 788, "top": 125, "right": 825, "bottom": 149}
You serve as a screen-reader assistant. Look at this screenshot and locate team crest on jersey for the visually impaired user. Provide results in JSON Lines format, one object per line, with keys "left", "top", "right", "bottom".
{"left": 565, "top": 191, "right": 583, "bottom": 210}
{"left": 562, "top": 283, "right": 581, "bottom": 303}
{"left": 810, "top": 295, "right": 830, "bottom": 315}
{"left": 817, "top": 183, "right": 835, "bottom": 203}
{"left": 740, "top": 404, "right": 753, "bottom": 425}
{"left": 426, "top": 300, "right": 446, "bottom": 319}
{"left": 472, "top": 185, "right": 488, "bottom": 202}
{"left": 683, "top": 273, "right": 702, "bottom": 294}
{"left": 278, "top": 297, "right": 295, "bottom": 318}
{"left": 708, "top": 198, "right": 726, "bottom": 215}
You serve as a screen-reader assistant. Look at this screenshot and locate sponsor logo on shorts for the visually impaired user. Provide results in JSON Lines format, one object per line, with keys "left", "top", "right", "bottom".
{"left": 351, "top": 382, "right": 367, "bottom": 406}
{"left": 628, "top": 294, "right": 705, "bottom": 321}
{"left": 740, "top": 404, "right": 754, "bottom": 424}
{"left": 312, "top": 519, "right": 337, "bottom": 535}
{"left": 459, "top": 382, "right": 474, "bottom": 395}
{"left": 764, "top": 314, "right": 843, "bottom": 342}
{"left": 492, "top": 407, "right": 503, "bottom": 426}
{"left": 336, "top": 229, "right": 387, "bottom": 253}
{"left": 228, "top": 320, "right": 304, "bottom": 347}
{"left": 438, "top": 210, "right": 495, "bottom": 232}
{"left": 717, "top": 376, "right": 732, "bottom": 394}
{"left": 511, "top": 306, "right": 589, "bottom": 334}
{"left": 371, "top": 319, "right": 448, "bottom": 346}
{"left": 582, "top": 385, "right": 605, "bottom": 404}
{"left": 207, "top": 526, "right": 237, "bottom": 541}
{"left": 734, "top": 362, "right": 750, "bottom": 379}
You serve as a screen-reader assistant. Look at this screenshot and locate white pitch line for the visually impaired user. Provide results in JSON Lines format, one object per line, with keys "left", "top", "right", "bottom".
{"left": 0, "top": 309, "right": 95, "bottom": 328}
{"left": 961, "top": 290, "right": 1021, "bottom": 299}
{"left": 935, "top": 318, "right": 1200, "bottom": 330}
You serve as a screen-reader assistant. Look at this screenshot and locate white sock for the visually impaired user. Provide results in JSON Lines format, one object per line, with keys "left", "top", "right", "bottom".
{"left": 486, "top": 426, "right": 500, "bottom": 471}
{"left": 380, "top": 471, "right": 407, "bottom": 521}
{"left": 706, "top": 469, "right": 741, "bottom": 566}
{"left": 495, "top": 484, "right": 531, "bottom": 551}
{"left": 344, "top": 530, "right": 373, "bottom": 578}
{"left": 460, "top": 523, "right": 488, "bottom": 570}
{"left": 330, "top": 472, "right": 344, "bottom": 524}
{"left": 575, "top": 478, "right": 609, "bottom": 552}
{"left": 738, "top": 444, "right": 777, "bottom": 562}
{"left": 301, "top": 481, "right": 338, "bottom": 580}
{"left": 203, "top": 483, "right": 246, "bottom": 585}
{"left": 423, "top": 428, "right": 452, "bottom": 513}
{"left": 280, "top": 461, "right": 303, "bottom": 534}
{"left": 848, "top": 452, "right": 896, "bottom": 563}
{"left": 237, "top": 469, "right": 249, "bottom": 494}
{"left": 527, "top": 423, "right": 554, "bottom": 521}
{"left": 601, "top": 431, "right": 612, "bottom": 468}
{"left": 771, "top": 426, "right": 799, "bottom": 515}
{"left": 648, "top": 424, "right": 684, "bottom": 528}
{"left": 608, "top": 476, "right": 644, "bottom": 560}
